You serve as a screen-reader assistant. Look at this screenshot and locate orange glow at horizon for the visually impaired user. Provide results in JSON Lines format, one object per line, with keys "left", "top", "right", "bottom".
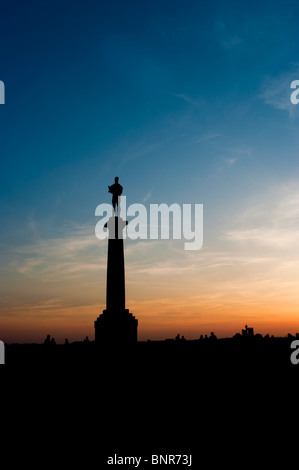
{"left": 3, "top": 182, "right": 299, "bottom": 344}
{"left": 1, "top": 298, "right": 299, "bottom": 344}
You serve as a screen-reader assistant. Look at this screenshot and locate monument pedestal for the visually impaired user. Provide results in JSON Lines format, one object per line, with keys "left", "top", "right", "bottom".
{"left": 94, "top": 309, "right": 138, "bottom": 344}
{"left": 94, "top": 215, "right": 138, "bottom": 345}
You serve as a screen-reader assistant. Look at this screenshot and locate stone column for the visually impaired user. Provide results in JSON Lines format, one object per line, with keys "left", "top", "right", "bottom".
{"left": 94, "top": 216, "right": 138, "bottom": 345}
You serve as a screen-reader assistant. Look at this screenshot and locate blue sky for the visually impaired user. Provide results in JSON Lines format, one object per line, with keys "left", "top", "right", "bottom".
{"left": 1, "top": 0, "right": 299, "bottom": 222}
{"left": 2, "top": 0, "right": 299, "bottom": 341}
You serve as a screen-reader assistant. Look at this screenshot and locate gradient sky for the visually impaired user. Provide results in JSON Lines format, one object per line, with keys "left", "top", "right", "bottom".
{"left": 1, "top": 0, "right": 299, "bottom": 343}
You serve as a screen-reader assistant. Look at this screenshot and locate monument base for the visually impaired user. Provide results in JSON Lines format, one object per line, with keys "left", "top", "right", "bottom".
{"left": 94, "top": 309, "right": 138, "bottom": 345}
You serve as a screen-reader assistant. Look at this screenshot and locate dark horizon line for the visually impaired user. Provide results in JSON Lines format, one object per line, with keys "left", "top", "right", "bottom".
{"left": 4, "top": 329, "right": 299, "bottom": 346}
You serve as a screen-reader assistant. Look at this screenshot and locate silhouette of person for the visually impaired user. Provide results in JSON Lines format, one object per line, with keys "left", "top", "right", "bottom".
{"left": 209, "top": 332, "right": 217, "bottom": 341}
{"left": 108, "top": 177, "right": 123, "bottom": 215}
{"left": 44, "top": 334, "right": 51, "bottom": 345}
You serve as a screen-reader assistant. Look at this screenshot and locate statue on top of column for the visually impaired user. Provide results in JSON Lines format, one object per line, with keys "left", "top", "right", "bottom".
{"left": 108, "top": 177, "right": 123, "bottom": 215}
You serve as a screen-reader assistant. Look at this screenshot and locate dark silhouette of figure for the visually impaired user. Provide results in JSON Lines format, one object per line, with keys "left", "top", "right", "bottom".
{"left": 209, "top": 331, "right": 217, "bottom": 341}
{"left": 108, "top": 177, "right": 123, "bottom": 215}
{"left": 44, "top": 334, "right": 56, "bottom": 348}
{"left": 44, "top": 334, "right": 51, "bottom": 345}
{"left": 175, "top": 334, "right": 186, "bottom": 341}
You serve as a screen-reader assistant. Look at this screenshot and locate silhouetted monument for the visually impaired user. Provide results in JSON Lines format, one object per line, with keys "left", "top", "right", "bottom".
{"left": 94, "top": 179, "right": 138, "bottom": 345}
{"left": 108, "top": 176, "right": 123, "bottom": 215}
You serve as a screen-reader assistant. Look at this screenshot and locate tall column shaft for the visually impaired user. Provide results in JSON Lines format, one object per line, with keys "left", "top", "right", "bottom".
{"left": 94, "top": 215, "right": 138, "bottom": 345}
{"left": 106, "top": 238, "right": 125, "bottom": 311}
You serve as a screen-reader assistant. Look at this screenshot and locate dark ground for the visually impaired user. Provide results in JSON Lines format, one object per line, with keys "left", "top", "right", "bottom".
{"left": 2, "top": 336, "right": 297, "bottom": 467}
{"left": 3, "top": 334, "right": 296, "bottom": 372}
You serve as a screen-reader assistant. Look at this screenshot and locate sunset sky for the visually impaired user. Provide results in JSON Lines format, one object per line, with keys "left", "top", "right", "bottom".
{"left": 1, "top": 0, "right": 299, "bottom": 343}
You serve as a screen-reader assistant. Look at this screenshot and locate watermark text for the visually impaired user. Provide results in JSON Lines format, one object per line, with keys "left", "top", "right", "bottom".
{"left": 0, "top": 341, "right": 4, "bottom": 364}
{"left": 95, "top": 197, "right": 203, "bottom": 251}
{"left": 0, "top": 81, "right": 5, "bottom": 104}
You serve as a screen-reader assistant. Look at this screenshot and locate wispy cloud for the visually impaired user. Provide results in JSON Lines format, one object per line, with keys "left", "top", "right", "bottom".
{"left": 260, "top": 70, "right": 299, "bottom": 116}
{"left": 116, "top": 135, "right": 172, "bottom": 169}
{"left": 30, "top": 298, "right": 62, "bottom": 310}
{"left": 191, "top": 133, "right": 223, "bottom": 144}
{"left": 5, "top": 223, "right": 106, "bottom": 281}
{"left": 223, "top": 157, "right": 237, "bottom": 167}
{"left": 142, "top": 191, "right": 152, "bottom": 203}
{"left": 226, "top": 227, "right": 299, "bottom": 248}
{"left": 224, "top": 180, "right": 299, "bottom": 249}
{"left": 174, "top": 93, "right": 202, "bottom": 106}
{"left": 215, "top": 155, "right": 238, "bottom": 173}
